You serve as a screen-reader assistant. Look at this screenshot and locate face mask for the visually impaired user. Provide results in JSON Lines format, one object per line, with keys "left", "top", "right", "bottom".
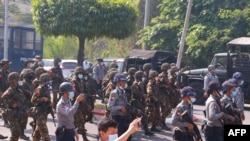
{"left": 142, "top": 77, "right": 146, "bottom": 82}
{"left": 240, "top": 81, "right": 244, "bottom": 86}
{"left": 190, "top": 97, "right": 196, "bottom": 103}
{"left": 108, "top": 134, "right": 118, "bottom": 141}
{"left": 175, "top": 72, "right": 179, "bottom": 75}
{"left": 231, "top": 88, "right": 239, "bottom": 97}
{"left": 69, "top": 91, "right": 75, "bottom": 100}
{"left": 58, "top": 62, "right": 61, "bottom": 66}
{"left": 45, "top": 81, "right": 51, "bottom": 88}
{"left": 210, "top": 70, "right": 215, "bottom": 74}
{"left": 18, "top": 81, "right": 22, "bottom": 86}
{"left": 84, "top": 76, "right": 88, "bottom": 80}
{"left": 78, "top": 74, "right": 83, "bottom": 79}
{"left": 29, "top": 63, "right": 34, "bottom": 68}
{"left": 124, "top": 83, "right": 128, "bottom": 89}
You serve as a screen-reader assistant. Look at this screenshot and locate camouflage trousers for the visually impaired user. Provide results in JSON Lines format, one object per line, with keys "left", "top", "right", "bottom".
{"left": 32, "top": 114, "right": 50, "bottom": 141}
{"left": 146, "top": 101, "right": 161, "bottom": 126}
{"left": 8, "top": 112, "right": 21, "bottom": 141}
{"left": 74, "top": 109, "right": 88, "bottom": 135}
{"left": 159, "top": 94, "right": 172, "bottom": 120}
{"left": 169, "top": 88, "right": 181, "bottom": 109}
{"left": 52, "top": 84, "right": 60, "bottom": 109}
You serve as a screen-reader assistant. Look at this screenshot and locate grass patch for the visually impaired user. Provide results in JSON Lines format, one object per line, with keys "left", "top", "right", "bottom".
{"left": 95, "top": 103, "right": 106, "bottom": 110}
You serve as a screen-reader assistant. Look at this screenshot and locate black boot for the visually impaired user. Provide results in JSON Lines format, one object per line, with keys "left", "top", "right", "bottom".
{"left": 144, "top": 130, "right": 154, "bottom": 136}
{"left": 20, "top": 129, "right": 30, "bottom": 140}
{"left": 162, "top": 121, "right": 171, "bottom": 131}
{"left": 0, "top": 134, "right": 8, "bottom": 139}
{"left": 151, "top": 125, "right": 161, "bottom": 132}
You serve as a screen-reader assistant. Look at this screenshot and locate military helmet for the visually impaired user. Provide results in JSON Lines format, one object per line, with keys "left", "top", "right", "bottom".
{"left": 208, "top": 65, "right": 215, "bottom": 71}
{"left": 35, "top": 67, "right": 46, "bottom": 77}
{"left": 232, "top": 72, "right": 244, "bottom": 80}
{"left": 23, "top": 68, "right": 35, "bottom": 79}
{"left": 74, "top": 66, "right": 85, "bottom": 75}
{"left": 128, "top": 67, "right": 137, "bottom": 75}
{"left": 143, "top": 63, "right": 152, "bottom": 71}
{"left": 170, "top": 66, "right": 179, "bottom": 74}
{"left": 109, "top": 62, "right": 118, "bottom": 69}
{"left": 208, "top": 81, "right": 221, "bottom": 92}
{"left": 59, "top": 82, "right": 74, "bottom": 93}
{"left": 54, "top": 58, "right": 61, "bottom": 65}
{"left": 109, "top": 71, "right": 118, "bottom": 80}
{"left": 134, "top": 70, "right": 143, "bottom": 80}
{"left": 148, "top": 70, "right": 158, "bottom": 79}
{"left": 108, "top": 68, "right": 118, "bottom": 74}
{"left": 181, "top": 86, "right": 196, "bottom": 97}
{"left": 222, "top": 79, "right": 237, "bottom": 92}
{"left": 8, "top": 72, "right": 20, "bottom": 82}
{"left": 114, "top": 73, "right": 126, "bottom": 83}
{"left": 161, "top": 63, "right": 170, "bottom": 71}
{"left": 39, "top": 73, "right": 51, "bottom": 83}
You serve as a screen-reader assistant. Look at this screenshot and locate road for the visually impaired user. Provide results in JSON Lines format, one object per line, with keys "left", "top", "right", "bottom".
{"left": 0, "top": 103, "right": 250, "bottom": 141}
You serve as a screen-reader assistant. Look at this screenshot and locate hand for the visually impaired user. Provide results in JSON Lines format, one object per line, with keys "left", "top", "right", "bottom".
{"left": 120, "top": 106, "right": 126, "bottom": 115}
{"left": 43, "top": 97, "right": 49, "bottom": 102}
{"left": 187, "top": 123, "right": 194, "bottom": 131}
{"left": 76, "top": 94, "right": 84, "bottom": 103}
{"left": 127, "top": 118, "right": 141, "bottom": 134}
{"left": 230, "top": 116, "right": 236, "bottom": 122}
{"left": 220, "top": 112, "right": 225, "bottom": 119}
{"left": 75, "top": 134, "right": 79, "bottom": 141}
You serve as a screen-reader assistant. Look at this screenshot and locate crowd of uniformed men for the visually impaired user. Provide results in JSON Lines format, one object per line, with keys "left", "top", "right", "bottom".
{"left": 0, "top": 56, "right": 246, "bottom": 141}
{"left": 0, "top": 56, "right": 182, "bottom": 141}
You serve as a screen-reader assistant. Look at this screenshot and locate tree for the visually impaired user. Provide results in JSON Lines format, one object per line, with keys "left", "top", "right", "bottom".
{"left": 32, "top": 0, "right": 138, "bottom": 65}
{"left": 137, "top": 0, "right": 250, "bottom": 68}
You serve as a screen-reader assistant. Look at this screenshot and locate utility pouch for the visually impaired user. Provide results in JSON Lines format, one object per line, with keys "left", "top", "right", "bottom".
{"left": 55, "top": 125, "right": 66, "bottom": 138}
{"left": 173, "top": 128, "right": 181, "bottom": 141}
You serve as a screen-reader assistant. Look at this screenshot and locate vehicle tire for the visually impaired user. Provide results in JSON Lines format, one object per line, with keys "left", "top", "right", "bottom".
{"left": 189, "top": 81, "right": 205, "bottom": 105}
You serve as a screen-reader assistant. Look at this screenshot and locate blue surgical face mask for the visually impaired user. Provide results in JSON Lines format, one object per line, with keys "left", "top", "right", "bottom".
{"left": 240, "top": 80, "right": 244, "bottom": 86}
{"left": 78, "top": 74, "right": 83, "bottom": 79}
{"left": 190, "top": 97, "right": 196, "bottom": 103}
{"left": 231, "top": 88, "right": 239, "bottom": 97}
{"left": 18, "top": 81, "right": 22, "bottom": 87}
{"left": 45, "top": 81, "right": 51, "bottom": 88}
{"left": 108, "top": 134, "right": 118, "bottom": 141}
{"left": 69, "top": 91, "right": 75, "bottom": 100}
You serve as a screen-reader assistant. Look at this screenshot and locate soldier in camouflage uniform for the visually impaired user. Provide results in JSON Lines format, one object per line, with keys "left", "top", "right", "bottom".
{"left": 21, "top": 69, "right": 35, "bottom": 108}
{"left": 126, "top": 67, "right": 137, "bottom": 102}
{"left": 71, "top": 66, "right": 90, "bottom": 141}
{"left": 0, "top": 59, "right": 11, "bottom": 128}
{"left": 168, "top": 66, "right": 181, "bottom": 109}
{"left": 1, "top": 72, "right": 30, "bottom": 141}
{"left": 131, "top": 70, "right": 154, "bottom": 136}
{"left": 49, "top": 58, "right": 64, "bottom": 109}
{"left": 146, "top": 70, "right": 161, "bottom": 132}
{"left": 31, "top": 73, "right": 52, "bottom": 141}
{"left": 142, "top": 63, "right": 152, "bottom": 92}
{"left": 157, "top": 63, "right": 172, "bottom": 130}
{"left": 33, "top": 67, "right": 46, "bottom": 89}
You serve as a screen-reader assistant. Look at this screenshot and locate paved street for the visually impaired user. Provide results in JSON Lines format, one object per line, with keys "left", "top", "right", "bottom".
{"left": 0, "top": 103, "right": 250, "bottom": 141}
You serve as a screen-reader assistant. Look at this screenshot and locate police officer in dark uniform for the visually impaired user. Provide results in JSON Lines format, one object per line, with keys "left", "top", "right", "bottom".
{"left": 0, "top": 59, "right": 11, "bottom": 128}
{"left": 204, "top": 65, "right": 219, "bottom": 98}
{"left": 107, "top": 73, "right": 131, "bottom": 140}
{"left": 49, "top": 58, "right": 64, "bottom": 109}
{"left": 56, "top": 82, "right": 84, "bottom": 141}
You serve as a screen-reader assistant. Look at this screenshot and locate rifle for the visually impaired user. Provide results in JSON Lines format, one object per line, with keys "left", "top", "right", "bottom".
{"left": 125, "top": 104, "right": 145, "bottom": 122}
{"left": 224, "top": 103, "right": 241, "bottom": 124}
{"left": 181, "top": 110, "right": 203, "bottom": 141}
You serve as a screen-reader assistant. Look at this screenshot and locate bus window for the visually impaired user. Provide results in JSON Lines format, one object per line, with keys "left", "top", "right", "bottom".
{"left": 14, "top": 29, "right": 21, "bottom": 49}
{"left": 35, "top": 33, "right": 42, "bottom": 50}
{"left": 22, "top": 31, "right": 34, "bottom": 50}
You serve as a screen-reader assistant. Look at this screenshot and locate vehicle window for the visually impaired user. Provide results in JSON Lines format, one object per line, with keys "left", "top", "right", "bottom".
{"left": 44, "top": 60, "right": 53, "bottom": 67}
{"left": 62, "top": 62, "right": 77, "bottom": 69}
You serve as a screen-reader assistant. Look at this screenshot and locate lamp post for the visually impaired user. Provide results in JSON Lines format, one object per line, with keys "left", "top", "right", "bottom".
{"left": 176, "top": 0, "right": 193, "bottom": 68}
{"left": 3, "top": 0, "right": 9, "bottom": 59}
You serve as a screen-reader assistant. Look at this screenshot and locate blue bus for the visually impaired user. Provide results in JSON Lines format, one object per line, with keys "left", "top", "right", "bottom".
{"left": 0, "top": 25, "right": 43, "bottom": 72}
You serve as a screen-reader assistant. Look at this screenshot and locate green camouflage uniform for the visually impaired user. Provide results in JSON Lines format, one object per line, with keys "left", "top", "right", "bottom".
{"left": 31, "top": 82, "right": 51, "bottom": 141}
{"left": 168, "top": 68, "right": 181, "bottom": 109}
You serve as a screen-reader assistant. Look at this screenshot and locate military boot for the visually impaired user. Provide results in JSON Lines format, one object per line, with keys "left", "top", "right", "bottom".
{"left": 151, "top": 125, "right": 161, "bottom": 132}
{"left": 0, "top": 134, "right": 8, "bottom": 139}
{"left": 162, "top": 121, "right": 171, "bottom": 131}
{"left": 20, "top": 129, "right": 30, "bottom": 140}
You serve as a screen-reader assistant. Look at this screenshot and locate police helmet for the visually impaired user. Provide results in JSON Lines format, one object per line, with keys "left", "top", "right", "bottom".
{"left": 161, "top": 63, "right": 170, "bottom": 71}
{"left": 181, "top": 86, "right": 196, "bottom": 97}
{"left": 208, "top": 81, "right": 221, "bottom": 92}
{"left": 39, "top": 73, "right": 51, "bottom": 83}
{"left": 59, "top": 82, "right": 74, "bottom": 93}
{"left": 222, "top": 79, "right": 237, "bottom": 91}
{"left": 148, "top": 70, "right": 158, "bottom": 79}
{"left": 134, "top": 70, "right": 144, "bottom": 80}
{"left": 232, "top": 72, "right": 244, "bottom": 80}
{"left": 113, "top": 73, "right": 126, "bottom": 83}
{"left": 208, "top": 65, "right": 215, "bottom": 71}
{"left": 35, "top": 67, "right": 46, "bottom": 77}
{"left": 128, "top": 67, "right": 137, "bottom": 75}
{"left": 8, "top": 72, "right": 20, "bottom": 82}
{"left": 143, "top": 63, "right": 152, "bottom": 71}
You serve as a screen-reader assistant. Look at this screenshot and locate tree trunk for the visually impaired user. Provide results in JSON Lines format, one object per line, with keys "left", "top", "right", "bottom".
{"left": 77, "top": 37, "right": 85, "bottom": 66}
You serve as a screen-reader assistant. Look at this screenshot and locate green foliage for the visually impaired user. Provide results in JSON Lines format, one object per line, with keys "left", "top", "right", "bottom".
{"left": 138, "top": 0, "right": 250, "bottom": 68}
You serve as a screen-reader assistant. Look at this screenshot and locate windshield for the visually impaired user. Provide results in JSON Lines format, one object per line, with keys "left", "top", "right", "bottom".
{"left": 211, "top": 55, "right": 227, "bottom": 69}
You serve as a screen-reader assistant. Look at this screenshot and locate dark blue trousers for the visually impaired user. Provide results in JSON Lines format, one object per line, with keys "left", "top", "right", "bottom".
{"left": 56, "top": 131, "right": 75, "bottom": 141}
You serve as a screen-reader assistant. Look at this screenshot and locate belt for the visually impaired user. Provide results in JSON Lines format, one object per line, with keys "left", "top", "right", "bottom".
{"left": 64, "top": 129, "right": 74, "bottom": 133}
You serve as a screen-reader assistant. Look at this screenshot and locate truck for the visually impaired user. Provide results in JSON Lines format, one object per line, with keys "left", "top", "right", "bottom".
{"left": 179, "top": 37, "right": 250, "bottom": 104}
{"left": 0, "top": 25, "right": 43, "bottom": 72}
